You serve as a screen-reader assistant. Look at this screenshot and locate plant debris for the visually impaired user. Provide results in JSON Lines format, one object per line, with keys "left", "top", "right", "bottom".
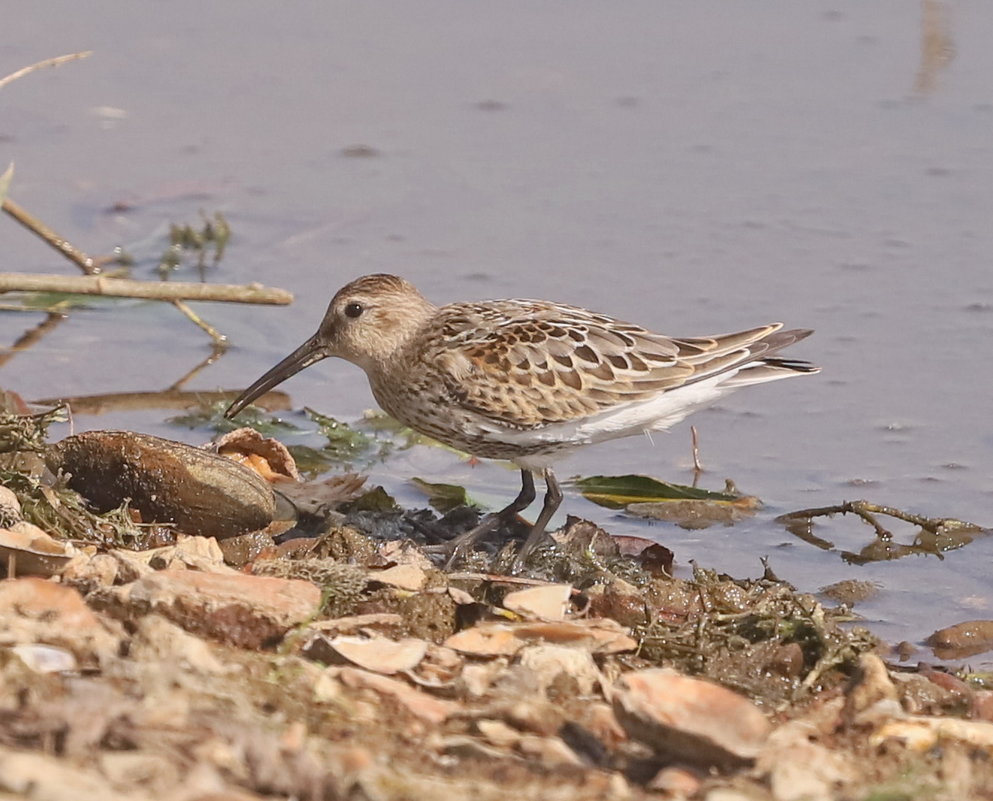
{"left": 779, "top": 499, "right": 988, "bottom": 564}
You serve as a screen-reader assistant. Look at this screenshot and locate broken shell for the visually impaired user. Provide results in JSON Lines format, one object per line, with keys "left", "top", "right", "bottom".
{"left": 214, "top": 426, "right": 301, "bottom": 482}
{"left": 46, "top": 431, "right": 275, "bottom": 539}
{"left": 503, "top": 584, "right": 573, "bottom": 621}
{"left": 11, "top": 643, "right": 78, "bottom": 674}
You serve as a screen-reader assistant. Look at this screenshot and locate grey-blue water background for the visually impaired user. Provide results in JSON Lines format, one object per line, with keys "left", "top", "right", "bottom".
{"left": 3, "top": 2, "right": 991, "bottom": 663}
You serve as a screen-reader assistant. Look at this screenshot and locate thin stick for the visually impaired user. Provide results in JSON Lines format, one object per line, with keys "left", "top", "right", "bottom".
{"left": 31, "top": 388, "right": 291, "bottom": 415}
{"left": 0, "top": 51, "right": 93, "bottom": 91}
{"left": 445, "top": 572, "right": 565, "bottom": 587}
{"left": 171, "top": 299, "right": 229, "bottom": 349}
{"left": 777, "top": 499, "right": 973, "bottom": 537}
{"left": 0, "top": 304, "right": 68, "bottom": 313}
{"left": 0, "top": 272, "right": 293, "bottom": 305}
{"left": 2, "top": 197, "right": 100, "bottom": 274}
{"left": 849, "top": 504, "right": 892, "bottom": 540}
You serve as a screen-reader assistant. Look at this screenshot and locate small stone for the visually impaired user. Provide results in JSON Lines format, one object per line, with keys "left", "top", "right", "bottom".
{"left": 216, "top": 531, "right": 276, "bottom": 567}
{"left": 584, "top": 579, "right": 649, "bottom": 627}
{"left": 759, "top": 720, "right": 855, "bottom": 801}
{"left": 0, "top": 577, "right": 120, "bottom": 664}
{"left": 334, "top": 667, "right": 459, "bottom": 724}
{"left": 335, "top": 744, "right": 375, "bottom": 776}
{"left": 647, "top": 765, "right": 702, "bottom": 795}
{"left": 927, "top": 620, "right": 993, "bottom": 660}
{"left": 975, "top": 691, "right": 993, "bottom": 722}
{"left": 377, "top": 539, "right": 433, "bottom": 568}
{"left": 122, "top": 568, "right": 321, "bottom": 648}
{"left": 583, "top": 702, "right": 627, "bottom": 748}
{"left": 313, "top": 671, "right": 344, "bottom": 704}
{"left": 62, "top": 552, "right": 119, "bottom": 586}
{"left": 893, "top": 640, "right": 916, "bottom": 661}
{"left": 514, "top": 644, "right": 601, "bottom": 695}
{"left": 129, "top": 614, "right": 229, "bottom": 675}
{"left": 500, "top": 699, "right": 563, "bottom": 737}
{"left": 150, "top": 535, "right": 233, "bottom": 573}
{"left": 819, "top": 579, "right": 881, "bottom": 605}
{"left": 461, "top": 662, "right": 501, "bottom": 697}
{"left": 843, "top": 653, "right": 898, "bottom": 726}
{"left": 109, "top": 549, "right": 156, "bottom": 582}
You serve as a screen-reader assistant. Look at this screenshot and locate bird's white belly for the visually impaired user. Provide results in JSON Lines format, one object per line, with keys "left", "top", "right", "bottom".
{"left": 469, "top": 372, "right": 738, "bottom": 468}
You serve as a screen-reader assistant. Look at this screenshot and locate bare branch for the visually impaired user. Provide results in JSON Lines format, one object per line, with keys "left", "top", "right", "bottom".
{"left": 3, "top": 197, "right": 100, "bottom": 274}
{"left": 0, "top": 272, "right": 293, "bottom": 305}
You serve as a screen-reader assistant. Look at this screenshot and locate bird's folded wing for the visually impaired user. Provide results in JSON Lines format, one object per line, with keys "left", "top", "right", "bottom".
{"left": 424, "top": 300, "right": 783, "bottom": 429}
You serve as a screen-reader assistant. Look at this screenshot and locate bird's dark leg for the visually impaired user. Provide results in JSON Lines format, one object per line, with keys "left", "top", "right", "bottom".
{"left": 512, "top": 468, "right": 562, "bottom": 571}
{"left": 437, "top": 469, "right": 536, "bottom": 568}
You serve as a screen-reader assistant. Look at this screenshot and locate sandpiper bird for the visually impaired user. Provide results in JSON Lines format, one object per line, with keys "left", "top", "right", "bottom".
{"left": 225, "top": 273, "right": 818, "bottom": 568}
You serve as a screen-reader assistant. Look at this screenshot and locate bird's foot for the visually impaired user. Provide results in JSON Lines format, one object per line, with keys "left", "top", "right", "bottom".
{"left": 420, "top": 513, "right": 504, "bottom": 569}
{"left": 508, "top": 526, "right": 552, "bottom": 574}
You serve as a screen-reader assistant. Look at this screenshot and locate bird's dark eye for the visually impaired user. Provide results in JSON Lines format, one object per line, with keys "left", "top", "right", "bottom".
{"left": 344, "top": 302, "right": 364, "bottom": 319}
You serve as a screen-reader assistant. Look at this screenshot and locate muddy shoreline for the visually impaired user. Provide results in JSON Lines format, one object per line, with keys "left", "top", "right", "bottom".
{"left": 1, "top": 420, "right": 992, "bottom": 800}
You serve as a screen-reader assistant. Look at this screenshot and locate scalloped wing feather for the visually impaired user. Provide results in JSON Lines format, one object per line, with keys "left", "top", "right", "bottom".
{"left": 422, "top": 300, "right": 800, "bottom": 430}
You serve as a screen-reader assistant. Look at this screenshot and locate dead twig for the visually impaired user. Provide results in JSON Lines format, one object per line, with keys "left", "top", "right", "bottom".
{"left": 445, "top": 572, "right": 565, "bottom": 587}
{"left": 31, "top": 388, "right": 289, "bottom": 415}
{"left": 171, "top": 299, "right": 229, "bottom": 350}
{"left": 2, "top": 197, "right": 100, "bottom": 274}
{"left": 777, "top": 499, "right": 975, "bottom": 537}
{"left": 0, "top": 51, "right": 93, "bottom": 91}
{"left": 0, "top": 273, "right": 292, "bottom": 305}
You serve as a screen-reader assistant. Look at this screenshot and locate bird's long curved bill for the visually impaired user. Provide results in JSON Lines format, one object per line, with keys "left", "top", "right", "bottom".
{"left": 224, "top": 334, "right": 326, "bottom": 419}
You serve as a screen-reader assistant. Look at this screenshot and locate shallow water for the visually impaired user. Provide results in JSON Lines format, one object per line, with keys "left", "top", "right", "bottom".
{"left": 4, "top": 1, "right": 992, "bottom": 662}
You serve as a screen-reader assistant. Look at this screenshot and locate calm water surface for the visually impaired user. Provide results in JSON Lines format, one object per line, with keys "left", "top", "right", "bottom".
{"left": 3, "top": 2, "right": 992, "bottom": 661}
